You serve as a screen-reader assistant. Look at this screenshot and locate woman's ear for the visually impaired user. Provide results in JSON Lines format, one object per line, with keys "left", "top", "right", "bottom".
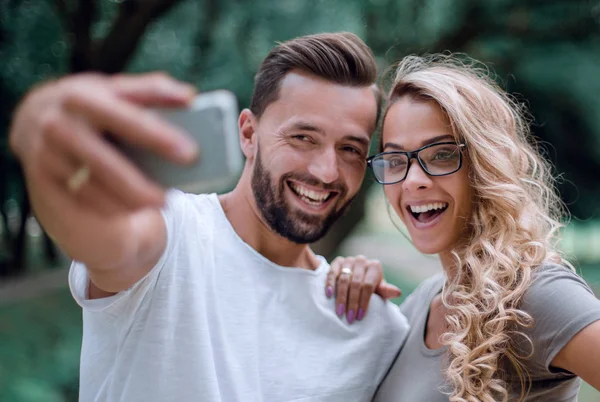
{"left": 239, "top": 109, "right": 257, "bottom": 160}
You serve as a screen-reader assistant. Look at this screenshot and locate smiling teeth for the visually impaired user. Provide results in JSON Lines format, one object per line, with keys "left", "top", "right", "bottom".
{"left": 290, "top": 183, "right": 331, "bottom": 202}
{"left": 410, "top": 203, "right": 448, "bottom": 213}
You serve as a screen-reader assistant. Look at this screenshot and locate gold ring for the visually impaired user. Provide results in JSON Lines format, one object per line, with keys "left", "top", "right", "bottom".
{"left": 340, "top": 267, "right": 353, "bottom": 276}
{"left": 67, "top": 165, "right": 90, "bottom": 193}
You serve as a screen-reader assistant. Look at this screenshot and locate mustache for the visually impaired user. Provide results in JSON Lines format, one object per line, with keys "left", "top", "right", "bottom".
{"left": 281, "top": 172, "right": 346, "bottom": 193}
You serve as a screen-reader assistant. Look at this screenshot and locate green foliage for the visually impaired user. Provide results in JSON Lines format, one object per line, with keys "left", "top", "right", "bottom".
{"left": 0, "top": 289, "right": 81, "bottom": 402}
{"left": 3, "top": 0, "right": 598, "bottom": 215}
{"left": 0, "top": 1, "right": 67, "bottom": 94}
{"left": 1, "top": 0, "right": 600, "bottom": 400}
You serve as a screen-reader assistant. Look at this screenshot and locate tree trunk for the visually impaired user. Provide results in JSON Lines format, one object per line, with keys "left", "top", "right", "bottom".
{"left": 6, "top": 0, "right": 185, "bottom": 277}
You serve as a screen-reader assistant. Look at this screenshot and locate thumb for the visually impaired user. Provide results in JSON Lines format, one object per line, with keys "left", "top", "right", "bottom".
{"left": 376, "top": 280, "right": 402, "bottom": 299}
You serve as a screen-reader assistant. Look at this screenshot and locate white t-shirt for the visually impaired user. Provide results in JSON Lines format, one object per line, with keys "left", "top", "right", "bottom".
{"left": 69, "top": 190, "right": 409, "bottom": 402}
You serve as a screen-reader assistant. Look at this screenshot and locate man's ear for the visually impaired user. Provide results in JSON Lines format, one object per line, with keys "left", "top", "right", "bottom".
{"left": 239, "top": 109, "right": 257, "bottom": 160}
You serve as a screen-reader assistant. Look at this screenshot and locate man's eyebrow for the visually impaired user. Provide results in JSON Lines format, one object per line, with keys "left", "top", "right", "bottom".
{"left": 287, "top": 121, "right": 324, "bottom": 134}
{"left": 383, "top": 134, "right": 455, "bottom": 151}
{"left": 285, "top": 120, "right": 370, "bottom": 147}
{"left": 344, "top": 135, "right": 370, "bottom": 147}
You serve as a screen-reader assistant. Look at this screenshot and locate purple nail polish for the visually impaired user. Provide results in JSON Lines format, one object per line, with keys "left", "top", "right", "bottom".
{"left": 336, "top": 303, "right": 344, "bottom": 316}
{"left": 347, "top": 310, "right": 355, "bottom": 324}
{"left": 326, "top": 286, "right": 333, "bottom": 298}
{"left": 357, "top": 308, "right": 365, "bottom": 321}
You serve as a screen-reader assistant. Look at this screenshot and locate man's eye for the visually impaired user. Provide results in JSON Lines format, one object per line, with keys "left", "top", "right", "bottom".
{"left": 342, "top": 146, "right": 361, "bottom": 155}
{"left": 292, "top": 134, "right": 312, "bottom": 142}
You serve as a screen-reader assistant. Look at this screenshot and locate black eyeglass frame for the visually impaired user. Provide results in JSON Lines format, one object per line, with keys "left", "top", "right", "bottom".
{"left": 366, "top": 141, "right": 467, "bottom": 185}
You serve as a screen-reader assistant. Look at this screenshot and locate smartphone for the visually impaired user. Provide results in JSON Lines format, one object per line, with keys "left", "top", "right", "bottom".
{"left": 115, "top": 90, "right": 243, "bottom": 194}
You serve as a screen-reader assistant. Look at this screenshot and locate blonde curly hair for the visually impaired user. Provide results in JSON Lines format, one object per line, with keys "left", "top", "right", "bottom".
{"left": 385, "top": 54, "right": 571, "bottom": 401}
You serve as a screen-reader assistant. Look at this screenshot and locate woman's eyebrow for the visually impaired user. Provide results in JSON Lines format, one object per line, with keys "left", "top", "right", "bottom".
{"left": 383, "top": 134, "right": 455, "bottom": 150}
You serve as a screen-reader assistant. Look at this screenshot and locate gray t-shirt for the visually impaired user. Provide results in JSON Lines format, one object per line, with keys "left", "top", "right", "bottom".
{"left": 374, "top": 263, "right": 600, "bottom": 401}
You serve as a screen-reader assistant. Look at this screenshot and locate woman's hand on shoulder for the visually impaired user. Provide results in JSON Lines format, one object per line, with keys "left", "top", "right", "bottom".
{"left": 325, "top": 255, "right": 401, "bottom": 324}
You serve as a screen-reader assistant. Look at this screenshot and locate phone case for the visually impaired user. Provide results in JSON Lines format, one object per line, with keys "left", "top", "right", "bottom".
{"left": 115, "top": 90, "right": 243, "bottom": 194}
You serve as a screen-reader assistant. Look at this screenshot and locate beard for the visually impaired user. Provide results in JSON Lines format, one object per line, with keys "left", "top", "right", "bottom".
{"left": 251, "top": 147, "right": 353, "bottom": 244}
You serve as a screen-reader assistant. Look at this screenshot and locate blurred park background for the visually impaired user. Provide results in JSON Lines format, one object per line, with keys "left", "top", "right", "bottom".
{"left": 1, "top": 0, "right": 600, "bottom": 401}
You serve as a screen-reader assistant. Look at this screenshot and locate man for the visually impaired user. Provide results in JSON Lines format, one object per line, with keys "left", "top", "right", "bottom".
{"left": 9, "top": 32, "right": 408, "bottom": 401}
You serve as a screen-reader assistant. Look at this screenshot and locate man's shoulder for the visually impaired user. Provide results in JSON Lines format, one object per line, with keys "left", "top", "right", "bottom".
{"left": 165, "top": 189, "right": 218, "bottom": 211}
{"left": 162, "top": 190, "right": 221, "bottom": 227}
{"left": 159, "top": 191, "right": 229, "bottom": 261}
{"left": 362, "top": 295, "right": 410, "bottom": 341}
{"left": 354, "top": 295, "right": 410, "bottom": 379}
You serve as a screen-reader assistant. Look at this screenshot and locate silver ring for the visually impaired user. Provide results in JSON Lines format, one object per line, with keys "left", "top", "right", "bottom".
{"left": 67, "top": 165, "right": 90, "bottom": 193}
{"left": 340, "top": 267, "right": 353, "bottom": 276}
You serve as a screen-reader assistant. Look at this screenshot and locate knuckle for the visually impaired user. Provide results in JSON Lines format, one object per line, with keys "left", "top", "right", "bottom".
{"left": 148, "top": 71, "right": 172, "bottom": 82}
{"left": 152, "top": 71, "right": 170, "bottom": 78}
{"left": 140, "top": 109, "right": 159, "bottom": 125}
{"left": 60, "top": 72, "right": 95, "bottom": 84}
{"left": 62, "top": 86, "right": 89, "bottom": 109}
{"left": 355, "top": 255, "right": 367, "bottom": 263}
{"left": 109, "top": 73, "right": 128, "bottom": 87}
{"left": 362, "top": 283, "right": 375, "bottom": 294}
{"left": 368, "top": 262, "right": 383, "bottom": 274}
{"left": 39, "top": 109, "right": 63, "bottom": 136}
{"left": 62, "top": 73, "right": 105, "bottom": 92}
{"left": 139, "top": 111, "right": 166, "bottom": 137}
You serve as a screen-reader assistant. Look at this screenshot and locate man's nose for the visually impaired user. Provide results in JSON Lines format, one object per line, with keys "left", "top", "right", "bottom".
{"left": 308, "top": 148, "right": 340, "bottom": 184}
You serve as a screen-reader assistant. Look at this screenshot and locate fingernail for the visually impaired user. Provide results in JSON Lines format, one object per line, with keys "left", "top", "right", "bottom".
{"left": 347, "top": 310, "right": 355, "bottom": 324}
{"left": 176, "top": 141, "right": 199, "bottom": 162}
{"left": 336, "top": 303, "right": 344, "bottom": 317}
{"left": 161, "top": 81, "right": 196, "bottom": 99}
{"left": 181, "top": 84, "right": 197, "bottom": 97}
{"left": 326, "top": 286, "right": 333, "bottom": 298}
{"left": 357, "top": 308, "right": 365, "bottom": 321}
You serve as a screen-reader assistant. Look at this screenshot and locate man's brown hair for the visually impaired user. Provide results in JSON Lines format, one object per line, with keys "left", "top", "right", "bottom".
{"left": 250, "top": 32, "right": 380, "bottom": 119}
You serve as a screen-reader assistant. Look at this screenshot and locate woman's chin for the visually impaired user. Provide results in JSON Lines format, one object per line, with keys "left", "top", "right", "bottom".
{"left": 410, "top": 237, "right": 445, "bottom": 256}
{"left": 415, "top": 247, "right": 441, "bottom": 256}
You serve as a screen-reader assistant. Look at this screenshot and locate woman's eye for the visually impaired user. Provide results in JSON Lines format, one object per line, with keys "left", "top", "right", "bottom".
{"left": 390, "top": 158, "right": 407, "bottom": 168}
{"left": 433, "top": 151, "right": 455, "bottom": 160}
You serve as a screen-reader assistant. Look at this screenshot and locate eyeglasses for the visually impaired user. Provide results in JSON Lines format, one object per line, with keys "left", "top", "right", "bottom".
{"left": 367, "top": 142, "right": 466, "bottom": 185}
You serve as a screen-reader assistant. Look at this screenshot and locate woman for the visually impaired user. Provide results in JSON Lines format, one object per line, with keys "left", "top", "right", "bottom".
{"left": 328, "top": 54, "right": 600, "bottom": 401}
